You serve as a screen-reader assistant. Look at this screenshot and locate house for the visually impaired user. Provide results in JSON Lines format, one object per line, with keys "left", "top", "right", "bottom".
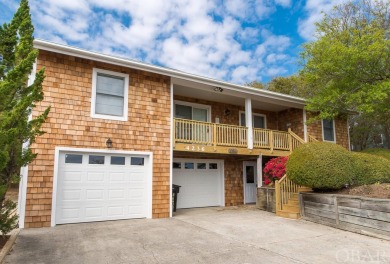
{"left": 18, "top": 40, "right": 350, "bottom": 228}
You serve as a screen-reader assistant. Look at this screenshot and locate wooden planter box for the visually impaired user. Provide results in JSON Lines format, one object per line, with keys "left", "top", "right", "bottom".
{"left": 300, "top": 192, "right": 390, "bottom": 240}
{"left": 257, "top": 187, "right": 275, "bottom": 213}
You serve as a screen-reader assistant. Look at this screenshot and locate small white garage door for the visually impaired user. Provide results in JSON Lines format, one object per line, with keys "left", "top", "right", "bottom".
{"left": 55, "top": 151, "right": 151, "bottom": 225}
{"left": 172, "top": 159, "right": 224, "bottom": 209}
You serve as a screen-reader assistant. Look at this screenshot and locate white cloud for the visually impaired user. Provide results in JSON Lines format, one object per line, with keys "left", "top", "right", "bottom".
{"left": 0, "top": 0, "right": 297, "bottom": 83}
{"left": 274, "top": 0, "right": 291, "bottom": 8}
{"left": 298, "top": 0, "right": 348, "bottom": 40}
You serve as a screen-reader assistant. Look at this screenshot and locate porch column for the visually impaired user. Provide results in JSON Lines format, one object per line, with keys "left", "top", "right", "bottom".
{"left": 303, "top": 109, "right": 308, "bottom": 142}
{"left": 257, "top": 154, "right": 262, "bottom": 187}
{"left": 245, "top": 98, "right": 253, "bottom": 149}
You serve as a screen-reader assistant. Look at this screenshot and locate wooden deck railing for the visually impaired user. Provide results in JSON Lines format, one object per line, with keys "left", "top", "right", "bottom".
{"left": 308, "top": 135, "right": 318, "bottom": 142}
{"left": 275, "top": 174, "right": 300, "bottom": 212}
{"left": 174, "top": 118, "right": 306, "bottom": 152}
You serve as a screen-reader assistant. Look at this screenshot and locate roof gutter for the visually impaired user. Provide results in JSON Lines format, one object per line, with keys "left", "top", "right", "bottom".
{"left": 33, "top": 39, "right": 307, "bottom": 106}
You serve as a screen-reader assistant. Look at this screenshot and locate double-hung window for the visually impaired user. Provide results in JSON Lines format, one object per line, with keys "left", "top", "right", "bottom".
{"left": 322, "top": 119, "right": 336, "bottom": 142}
{"left": 91, "top": 68, "right": 129, "bottom": 121}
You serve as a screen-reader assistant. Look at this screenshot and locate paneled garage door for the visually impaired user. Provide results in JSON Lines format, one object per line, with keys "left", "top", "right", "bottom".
{"left": 172, "top": 159, "right": 224, "bottom": 209}
{"left": 55, "top": 151, "right": 150, "bottom": 224}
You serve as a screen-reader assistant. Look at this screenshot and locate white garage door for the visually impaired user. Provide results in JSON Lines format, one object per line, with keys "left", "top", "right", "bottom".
{"left": 55, "top": 151, "right": 151, "bottom": 224}
{"left": 172, "top": 159, "right": 224, "bottom": 209}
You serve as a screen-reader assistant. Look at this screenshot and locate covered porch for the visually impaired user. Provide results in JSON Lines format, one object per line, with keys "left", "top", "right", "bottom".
{"left": 173, "top": 118, "right": 305, "bottom": 156}
{"left": 172, "top": 77, "right": 308, "bottom": 157}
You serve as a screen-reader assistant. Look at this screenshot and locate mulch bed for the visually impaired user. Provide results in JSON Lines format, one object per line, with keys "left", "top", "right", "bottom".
{"left": 0, "top": 236, "right": 10, "bottom": 251}
{"left": 328, "top": 183, "right": 390, "bottom": 199}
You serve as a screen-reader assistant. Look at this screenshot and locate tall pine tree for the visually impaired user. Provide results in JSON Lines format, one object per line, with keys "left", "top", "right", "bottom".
{"left": 0, "top": 0, "right": 50, "bottom": 235}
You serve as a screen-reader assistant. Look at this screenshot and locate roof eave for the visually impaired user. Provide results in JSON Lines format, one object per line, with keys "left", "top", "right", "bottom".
{"left": 33, "top": 39, "right": 307, "bottom": 107}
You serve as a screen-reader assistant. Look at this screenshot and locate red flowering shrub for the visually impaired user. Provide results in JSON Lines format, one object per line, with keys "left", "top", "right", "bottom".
{"left": 263, "top": 156, "right": 288, "bottom": 185}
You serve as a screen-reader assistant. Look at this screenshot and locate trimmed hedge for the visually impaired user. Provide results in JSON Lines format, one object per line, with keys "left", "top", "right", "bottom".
{"left": 361, "top": 148, "right": 390, "bottom": 161}
{"left": 287, "top": 142, "right": 354, "bottom": 190}
{"left": 287, "top": 143, "right": 390, "bottom": 190}
{"left": 351, "top": 152, "right": 390, "bottom": 185}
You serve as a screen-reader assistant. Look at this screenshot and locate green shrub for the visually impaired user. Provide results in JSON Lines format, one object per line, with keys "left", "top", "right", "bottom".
{"left": 0, "top": 200, "right": 18, "bottom": 238}
{"left": 351, "top": 152, "right": 390, "bottom": 185}
{"left": 287, "top": 142, "right": 354, "bottom": 190}
{"left": 361, "top": 148, "right": 390, "bottom": 160}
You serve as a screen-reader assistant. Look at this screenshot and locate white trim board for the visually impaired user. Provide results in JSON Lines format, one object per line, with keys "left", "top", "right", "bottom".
{"left": 18, "top": 61, "right": 37, "bottom": 228}
{"left": 51, "top": 146, "right": 153, "bottom": 227}
{"left": 169, "top": 79, "right": 173, "bottom": 217}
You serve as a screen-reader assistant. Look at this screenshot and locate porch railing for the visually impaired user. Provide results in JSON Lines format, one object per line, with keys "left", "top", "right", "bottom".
{"left": 275, "top": 174, "right": 300, "bottom": 212}
{"left": 174, "top": 118, "right": 305, "bottom": 152}
{"left": 308, "top": 135, "right": 319, "bottom": 142}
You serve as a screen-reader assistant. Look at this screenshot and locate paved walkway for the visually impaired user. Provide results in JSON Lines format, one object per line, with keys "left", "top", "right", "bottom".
{"left": 5, "top": 207, "right": 390, "bottom": 264}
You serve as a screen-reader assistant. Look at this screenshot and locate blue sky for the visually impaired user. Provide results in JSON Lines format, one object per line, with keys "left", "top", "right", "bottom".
{"left": 0, "top": 0, "right": 343, "bottom": 84}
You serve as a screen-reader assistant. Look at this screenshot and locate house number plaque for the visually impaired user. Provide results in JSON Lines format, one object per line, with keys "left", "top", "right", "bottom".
{"left": 228, "top": 148, "right": 238, "bottom": 154}
{"left": 184, "top": 145, "right": 205, "bottom": 152}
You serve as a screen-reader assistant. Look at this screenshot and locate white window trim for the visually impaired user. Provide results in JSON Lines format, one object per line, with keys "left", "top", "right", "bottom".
{"left": 51, "top": 147, "right": 153, "bottom": 227}
{"left": 174, "top": 100, "right": 211, "bottom": 122}
{"left": 91, "top": 68, "right": 129, "bottom": 121}
{"left": 322, "top": 119, "right": 336, "bottom": 143}
{"left": 239, "top": 111, "right": 267, "bottom": 128}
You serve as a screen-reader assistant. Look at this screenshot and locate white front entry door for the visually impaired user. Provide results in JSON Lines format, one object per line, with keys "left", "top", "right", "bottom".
{"left": 243, "top": 161, "right": 257, "bottom": 204}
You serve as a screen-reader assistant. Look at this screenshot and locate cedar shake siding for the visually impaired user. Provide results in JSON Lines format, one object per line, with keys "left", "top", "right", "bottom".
{"left": 25, "top": 51, "right": 171, "bottom": 227}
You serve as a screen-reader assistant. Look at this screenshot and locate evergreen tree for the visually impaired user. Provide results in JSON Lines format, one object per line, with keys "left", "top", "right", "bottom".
{"left": 0, "top": 0, "right": 50, "bottom": 235}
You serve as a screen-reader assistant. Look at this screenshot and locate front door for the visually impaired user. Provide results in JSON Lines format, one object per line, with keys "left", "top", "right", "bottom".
{"left": 243, "top": 161, "right": 257, "bottom": 204}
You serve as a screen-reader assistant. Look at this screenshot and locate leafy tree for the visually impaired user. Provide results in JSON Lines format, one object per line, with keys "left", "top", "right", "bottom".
{"left": 267, "top": 75, "right": 313, "bottom": 98}
{"left": 247, "top": 76, "right": 312, "bottom": 98}
{"left": 301, "top": 0, "right": 390, "bottom": 122}
{"left": 0, "top": 0, "right": 50, "bottom": 235}
{"left": 246, "top": 80, "right": 265, "bottom": 89}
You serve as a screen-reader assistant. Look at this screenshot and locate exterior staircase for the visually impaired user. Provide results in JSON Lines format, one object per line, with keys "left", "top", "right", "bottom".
{"left": 275, "top": 176, "right": 312, "bottom": 219}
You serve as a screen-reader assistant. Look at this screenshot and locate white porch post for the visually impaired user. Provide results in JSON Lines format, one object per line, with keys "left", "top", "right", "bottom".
{"left": 245, "top": 98, "right": 253, "bottom": 149}
{"left": 303, "top": 109, "right": 308, "bottom": 142}
{"left": 257, "top": 154, "right": 262, "bottom": 187}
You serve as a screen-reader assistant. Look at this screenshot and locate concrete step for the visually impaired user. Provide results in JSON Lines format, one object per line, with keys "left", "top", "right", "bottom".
{"left": 276, "top": 210, "right": 300, "bottom": 219}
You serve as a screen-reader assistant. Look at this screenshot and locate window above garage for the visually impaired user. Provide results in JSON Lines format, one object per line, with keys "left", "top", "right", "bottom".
{"left": 91, "top": 68, "right": 129, "bottom": 121}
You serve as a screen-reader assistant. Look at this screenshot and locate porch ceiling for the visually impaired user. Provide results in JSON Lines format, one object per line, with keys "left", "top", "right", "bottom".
{"left": 172, "top": 78, "right": 305, "bottom": 112}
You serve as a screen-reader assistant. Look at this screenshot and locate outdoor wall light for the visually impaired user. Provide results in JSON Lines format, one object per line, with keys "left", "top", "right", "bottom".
{"left": 214, "top": 87, "right": 223, "bottom": 92}
{"left": 106, "top": 138, "right": 113, "bottom": 148}
{"left": 224, "top": 109, "right": 231, "bottom": 116}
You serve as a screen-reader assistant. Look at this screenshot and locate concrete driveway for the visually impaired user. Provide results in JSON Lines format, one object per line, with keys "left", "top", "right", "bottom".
{"left": 5, "top": 207, "right": 390, "bottom": 264}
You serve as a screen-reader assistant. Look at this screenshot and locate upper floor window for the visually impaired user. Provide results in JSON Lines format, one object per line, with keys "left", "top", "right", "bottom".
{"left": 240, "top": 112, "right": 266, "bottom": 129}
{"left": 174, "top": 101, "right": 210, "bottom": 122}
{"left": 322, "top": 119, "right": 336, "bottom": 142}
{"left": 91, "top": 68, "right": 129, "bottom": 121}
